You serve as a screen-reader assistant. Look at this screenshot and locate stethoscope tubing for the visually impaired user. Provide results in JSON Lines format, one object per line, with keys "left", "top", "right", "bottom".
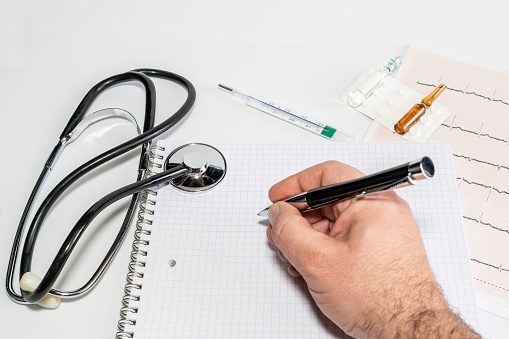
{"left": 22, "top": 164, "right": 188, "bottom": 304}
{"left": 6, "top": 69, "right": 195, "bottom": 304}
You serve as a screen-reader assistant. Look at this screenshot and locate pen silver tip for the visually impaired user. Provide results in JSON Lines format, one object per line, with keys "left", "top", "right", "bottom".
{"left": 257, "top": 206, "right": 270, "bottom": 217}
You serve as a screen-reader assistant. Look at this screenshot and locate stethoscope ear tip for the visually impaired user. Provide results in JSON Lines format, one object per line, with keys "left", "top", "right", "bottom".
{"left": 20, "top": 272, "right": 61, "bottom": 309}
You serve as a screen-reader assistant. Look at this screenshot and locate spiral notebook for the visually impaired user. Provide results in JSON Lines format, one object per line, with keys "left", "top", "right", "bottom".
{"left": 116, "top": 141, "right": 480, "bottom": 338}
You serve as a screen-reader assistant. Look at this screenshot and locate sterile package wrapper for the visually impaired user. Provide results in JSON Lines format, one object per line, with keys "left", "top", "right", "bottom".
{"left": 341, "top": 69, "right": 450, "bottom": 141}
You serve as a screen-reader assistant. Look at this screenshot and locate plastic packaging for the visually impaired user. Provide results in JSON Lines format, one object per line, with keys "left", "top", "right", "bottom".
{"left": 341, "top": 73, "right": 450, "bottom": 141}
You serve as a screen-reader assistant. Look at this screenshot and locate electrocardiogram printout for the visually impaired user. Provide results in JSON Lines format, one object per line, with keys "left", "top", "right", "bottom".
{"left": 371, "top": 48, "right": 509, "bottom": 303}
{"left": 122, "top": 141, "right": 479, "bottom": 338}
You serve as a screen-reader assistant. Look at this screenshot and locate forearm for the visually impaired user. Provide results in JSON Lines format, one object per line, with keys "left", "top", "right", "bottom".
{"left": 397, "top": 308, "right": 479, "bottom": 339}
{"left": 397, "top": 279, "right": 479, "bottom": 339}
{"left": 349, "top": 276, "right": 480, "bottom": 339}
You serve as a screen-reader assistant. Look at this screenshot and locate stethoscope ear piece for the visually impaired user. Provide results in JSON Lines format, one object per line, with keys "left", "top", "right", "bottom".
{"left": 164, "top": 143, "right": 227, "bottom": 192}
{"left": 19, "top": 272, "right": 60, "bottom": 309}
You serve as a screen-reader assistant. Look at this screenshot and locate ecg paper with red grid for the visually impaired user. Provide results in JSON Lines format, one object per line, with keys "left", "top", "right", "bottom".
{"left": 124, "top": 141, "right": 479, "bottom": 338}
{"left": 371, "top": 48, "right": 509, "bottom": 303}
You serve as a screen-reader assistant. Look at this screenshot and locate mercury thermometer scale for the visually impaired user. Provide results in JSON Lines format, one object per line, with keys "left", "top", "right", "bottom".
{"left": 218, "top": 84, "right": 355, "bottom": 142}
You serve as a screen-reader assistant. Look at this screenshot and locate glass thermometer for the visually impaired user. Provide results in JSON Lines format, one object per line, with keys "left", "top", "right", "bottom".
{"left": 218, "top": 84, "right": 355, "bottom": 142}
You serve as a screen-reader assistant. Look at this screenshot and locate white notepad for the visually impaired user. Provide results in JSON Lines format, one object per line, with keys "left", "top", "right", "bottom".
{"left": 117, "top": 141, "right": 479, "bottom": 338}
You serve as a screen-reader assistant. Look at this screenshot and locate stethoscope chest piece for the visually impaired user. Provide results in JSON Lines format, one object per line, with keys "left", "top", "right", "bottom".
{"left": 164, "top": 143, "right": 227, "bottom": 192}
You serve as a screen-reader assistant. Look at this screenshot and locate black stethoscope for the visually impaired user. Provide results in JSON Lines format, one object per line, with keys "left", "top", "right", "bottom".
{"left": 5, "top": 68, "right": 221, "bottom": 307}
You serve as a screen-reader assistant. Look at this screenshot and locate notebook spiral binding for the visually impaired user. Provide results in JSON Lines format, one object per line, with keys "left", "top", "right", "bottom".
{"left": 116, "top": 145, "right": 166, "bottom": 339}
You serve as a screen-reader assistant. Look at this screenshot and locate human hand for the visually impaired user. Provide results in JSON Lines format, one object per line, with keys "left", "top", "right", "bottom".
{"left": 266, "top": 161, "right": 478, "bottom": 338}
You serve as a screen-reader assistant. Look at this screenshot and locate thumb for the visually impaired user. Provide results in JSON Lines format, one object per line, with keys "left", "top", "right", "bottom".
{"left": 268, "top": 202, "right": 326, "bottom": 269}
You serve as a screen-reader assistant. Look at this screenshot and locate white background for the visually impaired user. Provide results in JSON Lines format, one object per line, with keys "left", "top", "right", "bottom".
{"left": 1, "top": 1, "right": 508, "bottom": 338}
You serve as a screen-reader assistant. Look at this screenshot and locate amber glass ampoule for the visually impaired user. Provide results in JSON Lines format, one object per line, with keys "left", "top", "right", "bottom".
{"left": 394, "top": 84, "right": 446, "bottom": 135}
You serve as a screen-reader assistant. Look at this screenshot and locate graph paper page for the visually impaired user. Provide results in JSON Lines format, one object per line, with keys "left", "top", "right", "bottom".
{"left": 371, "top": 48, "right": 509, "bottom": 303}
{"left": 129, "top": 141, "right": 479, "bottom": 338}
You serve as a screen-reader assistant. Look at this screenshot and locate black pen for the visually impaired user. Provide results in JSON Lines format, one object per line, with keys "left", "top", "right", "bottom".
{"left": 257, "top": 156, "right": 434, "bottom": 217}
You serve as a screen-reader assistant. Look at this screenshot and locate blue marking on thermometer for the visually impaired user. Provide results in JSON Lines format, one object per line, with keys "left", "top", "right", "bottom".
{"left": 249, "top": 96, "right": 328, "bottom": 131}
{"left": 218, "top": 84, "right": 355, "bottom": 142}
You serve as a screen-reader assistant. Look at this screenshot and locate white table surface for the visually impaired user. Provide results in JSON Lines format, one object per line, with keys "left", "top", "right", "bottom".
{"left": 1, "top": 1, "right": 509, "bottom": 338}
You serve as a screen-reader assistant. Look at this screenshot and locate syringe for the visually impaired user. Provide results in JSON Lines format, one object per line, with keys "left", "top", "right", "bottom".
{"left": 218, "top": 84, "right": 355, "bottom": 142}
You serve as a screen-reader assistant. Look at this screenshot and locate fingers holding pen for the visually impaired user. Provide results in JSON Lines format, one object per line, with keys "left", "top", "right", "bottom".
{"left": 267, "top": 161, "right": 365, "bottom": 223}
{"left": 264, "top": 161, "right": 366, "bottom": 280}
{"left": 266, "top": 205, "right": 302, "bottom": 277}
{"left": 268, "top": 161, "right": 364, "bottom": 204}
{"left": 268, "top": 202, "right": 314, "bottom": 251}
{"left": 266, "top": 201, "right": 339, "bottom": 277}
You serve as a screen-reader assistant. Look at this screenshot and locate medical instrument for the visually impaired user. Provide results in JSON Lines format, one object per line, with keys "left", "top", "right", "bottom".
{"left": 394, "top": 84, "right": 446, "bottom": 135}
{"left": 218, "top": 84, "right": 355, "bottom": 142}
{"left": 258, "top": 156, "right": 434, "bottom": 217}
{"left": 346, "top": 56, "right": 402, "bottom": 108}
{"left": 6, "top": 69, "right": 226, "bottom": 308}
{"left": 164, "top": 143, "right": 227, "bottom": 192}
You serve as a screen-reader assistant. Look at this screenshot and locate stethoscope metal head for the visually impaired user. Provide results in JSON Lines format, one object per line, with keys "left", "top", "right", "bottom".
{"left": 164, "top": 143, "right": 227, "bottom": 192}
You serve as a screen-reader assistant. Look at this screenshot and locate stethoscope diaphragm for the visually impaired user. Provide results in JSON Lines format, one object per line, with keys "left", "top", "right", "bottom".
{"left": 164, "top": 143, "right": 227, "bottom": 192}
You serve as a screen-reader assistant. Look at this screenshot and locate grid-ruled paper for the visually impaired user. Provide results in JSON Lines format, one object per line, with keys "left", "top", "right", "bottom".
{"left": 129, "top": 141, "right": 479, "bottom": 338}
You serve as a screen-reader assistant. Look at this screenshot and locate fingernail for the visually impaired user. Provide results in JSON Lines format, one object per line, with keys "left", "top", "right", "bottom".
{"left": 268, "top": 202, "right": 280, "bottom": 225}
